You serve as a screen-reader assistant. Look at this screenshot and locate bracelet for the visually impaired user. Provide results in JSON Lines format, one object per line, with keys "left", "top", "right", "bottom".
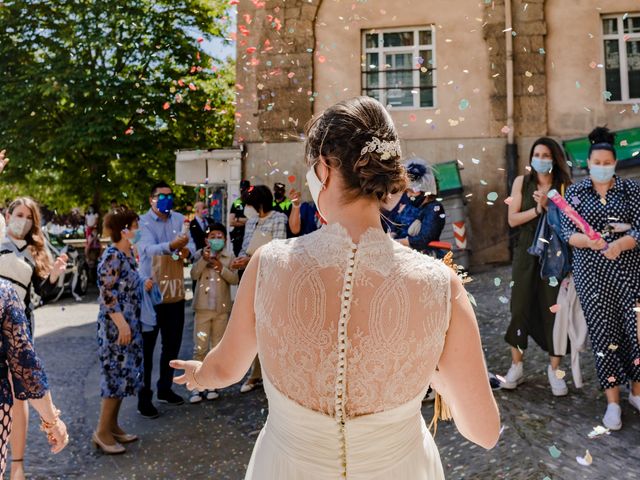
{"left": 192, "top": 368, "right": 206, "bottom": 390}
{"left": 40, "top": 408, "right": 61, "bottom": 431}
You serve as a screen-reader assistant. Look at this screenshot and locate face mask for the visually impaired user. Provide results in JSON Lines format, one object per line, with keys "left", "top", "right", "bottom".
{"left": 8, "top": 216, "right": 32, "bottom": 239}
{"left": 590, "top": 164, "right": 616, "bottom": 183}
{"left": 156, "top": 195, "right": 174, "bottom": 214}
{"left": 209, "top": 238, "right": 225, "bottom": 252}
{"left": 131, "top": 229, "right": 142, "bottom": 244}
{"left": 244, "top": 206, "right": 258, "bottom": 220}
{"left": 306, "top": 163, "right": 327, "bottom": 221}
{"left": 531, "top": 157, "right": 553, "bottom": 174}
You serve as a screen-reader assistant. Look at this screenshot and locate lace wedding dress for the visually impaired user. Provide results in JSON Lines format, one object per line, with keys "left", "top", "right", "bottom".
{"left": 245, "top": 223, "right": 451, "bottom": 479}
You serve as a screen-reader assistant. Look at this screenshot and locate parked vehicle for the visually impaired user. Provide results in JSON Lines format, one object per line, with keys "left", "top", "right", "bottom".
{"left": 30, "top": 232, "right": 89, "bottom": 308}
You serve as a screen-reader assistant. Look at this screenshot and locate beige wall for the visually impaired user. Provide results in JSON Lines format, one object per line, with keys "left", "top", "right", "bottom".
{"left": 314, "top": 0, "right": 493, "bottom": 140}
{"left": 546, "top": 0, "right": 640, "bottom": 137}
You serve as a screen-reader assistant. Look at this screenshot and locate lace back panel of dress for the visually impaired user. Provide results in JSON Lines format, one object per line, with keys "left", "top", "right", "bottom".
{"left": 255, "top": 224, "right": 450, "bottom": 418}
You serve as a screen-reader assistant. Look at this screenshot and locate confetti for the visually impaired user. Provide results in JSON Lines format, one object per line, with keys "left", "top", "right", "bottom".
{"left": 162, "top": 102, "right": 170, "bottom": 110}
{"left": 634, "top": 358, "right": 640, "bottom": 366}
{"left": 501, "top": 125, "right": 511, "bottom": 134}
{"left": 548, "top": 445, "right": 561, "bottom": 458}
{"left": 487, "top": 192, "right": 498, "bottom": 202}
{"left": 498, "top": 296, "right": 509, "bottom": 304}
{"left": 576, "top": 450, "right": 592, "bottom": 466}
{"left": 472, "top": 158, "right": 480, "bottom": 164}
{"left": 554, "top": 369, "right": 566, "bottom": 379}
{"left": 494, "top": 278, "right": 501, "bottom": 287}
{"left": 587, "top": 426, "right": 609, "bottom": 438}
{"left": 458, "top": 99, "right": 470, "bottom": 110}
{"left": 608, "top": 344, "right": 618, "bottom": 351}
{"left": 549, "top": 277, "right": 558, "bottom": 287}
{"left": 607, "top": 376, "right": 616, "bottom": 383}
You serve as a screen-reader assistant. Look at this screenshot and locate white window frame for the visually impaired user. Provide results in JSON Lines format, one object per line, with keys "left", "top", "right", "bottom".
{"left": 361, "top": 26, "right": 437, "bottom": 110}
{"left": 602, "top": 13, "right": 640, "bottom": 103}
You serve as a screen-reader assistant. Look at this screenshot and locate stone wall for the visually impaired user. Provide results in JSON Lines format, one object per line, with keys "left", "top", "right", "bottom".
{"left": 483, "top": 0, "right": 548, "bottom": 138}
{"left": 235, "top": 0, "right": 321, "bottom": 144}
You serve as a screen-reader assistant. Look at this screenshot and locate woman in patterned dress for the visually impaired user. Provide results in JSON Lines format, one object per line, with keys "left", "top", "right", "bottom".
{"left": 561, "top": 127, "right": 640, "bottom": 431}
{"left": 93, "top": 208, "right": 152, "bottom": 454}
{"left": 0, "top": 279, "right": 68, "bottom": 476}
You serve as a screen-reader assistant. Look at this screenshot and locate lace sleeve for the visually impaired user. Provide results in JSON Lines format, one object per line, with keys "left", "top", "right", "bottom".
{"left": 0, "top": 282, "right": 49, "bottom": 400}
{"left": 98, "top": 250, "right": 122, "bottom": 314}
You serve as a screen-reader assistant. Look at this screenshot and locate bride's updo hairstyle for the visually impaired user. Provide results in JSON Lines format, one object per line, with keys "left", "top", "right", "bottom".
{"left": 304, "top": 96, "right": 408, "bottom": 203}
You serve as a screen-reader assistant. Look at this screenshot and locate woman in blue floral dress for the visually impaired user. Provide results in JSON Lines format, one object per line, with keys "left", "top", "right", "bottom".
{"left": 94, "top": 208, "right": 151, "bottom": 454}
{"left": 0, "top": 280, "right": 68, "bottom": 475}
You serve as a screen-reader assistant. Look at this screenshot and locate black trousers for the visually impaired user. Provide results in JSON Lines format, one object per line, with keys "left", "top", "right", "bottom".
{"left": 141, "top": 300, "right": 186, "bottom": 395}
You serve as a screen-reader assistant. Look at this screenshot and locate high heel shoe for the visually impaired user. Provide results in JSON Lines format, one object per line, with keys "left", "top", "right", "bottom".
{"left": 112, "top": 432, "right": 138, "bottom": 444}
{"left": 92, "top": 432, "right": 126, "bottom": 454}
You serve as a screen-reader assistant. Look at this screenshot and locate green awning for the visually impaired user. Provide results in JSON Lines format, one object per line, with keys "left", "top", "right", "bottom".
{"left": 563, "top": 127, "right": 640, "bottom": 169}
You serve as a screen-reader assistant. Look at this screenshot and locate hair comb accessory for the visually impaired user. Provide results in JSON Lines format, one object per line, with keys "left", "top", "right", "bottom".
{"left": 361, "top": 136, "right": 402, "bottom": 160}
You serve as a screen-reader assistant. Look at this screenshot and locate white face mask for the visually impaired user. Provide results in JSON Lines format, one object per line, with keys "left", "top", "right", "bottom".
{"left": 244, "top": 206, "right": 258, "bottom": 220}
{"left": 306, "top": 163, "right": 327, "bottom": 222}
{"left": 8, "top": 216, "right": 32, "bottom": 239}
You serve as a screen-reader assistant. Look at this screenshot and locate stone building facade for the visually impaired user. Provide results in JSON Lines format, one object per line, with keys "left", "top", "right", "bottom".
{"left": 234, "top": 0, "right": 640, "bottom": 266}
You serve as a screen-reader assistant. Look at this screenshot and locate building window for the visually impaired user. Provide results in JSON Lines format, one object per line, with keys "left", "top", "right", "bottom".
{"left": 603, "top": 14, "right": 640, "bottom": 102}
{"left": 362, "top": 27, "right": 436, "bottom": 109}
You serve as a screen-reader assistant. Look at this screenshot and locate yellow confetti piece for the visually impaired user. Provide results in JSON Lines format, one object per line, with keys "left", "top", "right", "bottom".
{"left": 608, "top": 344, "right": 618, "bottom": 351}
{"left": 576, "top": 450, "right": 593, "bottom": 466}
{"left": 555, "top": 369, "right": 566, "bottom": 380}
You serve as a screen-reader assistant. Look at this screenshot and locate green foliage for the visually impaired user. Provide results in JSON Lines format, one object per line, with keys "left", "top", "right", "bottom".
{"left": 0, "top": 0, "right": 236, "bottom": 213}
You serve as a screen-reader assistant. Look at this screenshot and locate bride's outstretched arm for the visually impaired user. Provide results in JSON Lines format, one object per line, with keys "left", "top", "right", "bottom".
{"left": 430, "top": 269, "right": 501, "bottom": 450}
{"left": 172, "top": 249, "right": 261, "bottom": 390}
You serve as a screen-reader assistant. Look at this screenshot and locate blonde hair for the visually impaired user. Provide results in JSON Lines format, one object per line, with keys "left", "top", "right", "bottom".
{"left": 7, "top": 197, "right": 52, "bottom": 278}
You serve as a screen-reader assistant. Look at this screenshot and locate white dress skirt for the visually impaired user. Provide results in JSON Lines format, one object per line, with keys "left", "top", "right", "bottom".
{"left": 245, "top": 375, "right": 445, "bottom": 480}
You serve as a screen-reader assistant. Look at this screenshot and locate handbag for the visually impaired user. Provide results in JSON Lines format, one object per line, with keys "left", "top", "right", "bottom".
{"left": 151, "top": 255, "right": 185, "bottom": 304}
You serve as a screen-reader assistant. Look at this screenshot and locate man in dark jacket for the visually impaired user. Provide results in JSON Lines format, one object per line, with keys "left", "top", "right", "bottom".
{"left": 189, "top": 201, "right": 209, "bottom": 252}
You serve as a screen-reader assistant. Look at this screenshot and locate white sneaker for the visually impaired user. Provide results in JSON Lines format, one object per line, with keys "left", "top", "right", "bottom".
{"left": 500, "top": 362, "right": 524, "bottom": 389}
{"left": 205, "top": 389, "right": 219, "bottom": 400}
{"left": 629, "top": 393, "right": 640, "bottom": 413}
{"left": 547, "top": 365, "right": 568, "bottom": 396}
{"left": 603, "top": 403, "right": 622, "bottom": 431}
{"left": 188, "top": 390, "right": 203, "bottom": 404}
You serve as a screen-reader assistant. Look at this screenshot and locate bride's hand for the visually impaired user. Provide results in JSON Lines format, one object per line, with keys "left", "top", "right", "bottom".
{"left": 170, "top": 359, "right": 206, "bottom": 391}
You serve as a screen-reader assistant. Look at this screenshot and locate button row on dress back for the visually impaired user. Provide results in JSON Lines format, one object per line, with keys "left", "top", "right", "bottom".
{"left": 335, "top": 245, "right": 357, "bottom": 479}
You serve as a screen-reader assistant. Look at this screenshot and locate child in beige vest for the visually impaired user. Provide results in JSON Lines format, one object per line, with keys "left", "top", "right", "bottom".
{"left": 189, "top": 222, "right": 239, "bottom": 402}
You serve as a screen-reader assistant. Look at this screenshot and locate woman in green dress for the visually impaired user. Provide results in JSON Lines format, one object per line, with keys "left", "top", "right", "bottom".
{"left": 501, "top": 137, "right": 572, "bottom": 396}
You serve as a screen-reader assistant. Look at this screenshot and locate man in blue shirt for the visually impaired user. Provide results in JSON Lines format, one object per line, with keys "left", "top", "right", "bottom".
{"left": 137, "top": 180, "right": 196, "bottom": 418}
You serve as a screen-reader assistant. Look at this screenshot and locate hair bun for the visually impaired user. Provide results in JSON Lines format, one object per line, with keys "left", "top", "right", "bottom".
{"left": 588, "top": 126, "right": 615, "bottom": 145}
{"left": 354, "top": 152, "right": 407, "bottom": 200}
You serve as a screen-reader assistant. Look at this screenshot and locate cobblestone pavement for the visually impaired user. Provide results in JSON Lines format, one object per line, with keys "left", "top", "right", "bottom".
{"left": 22, "top": 265, "right": 640, "bottom": 479}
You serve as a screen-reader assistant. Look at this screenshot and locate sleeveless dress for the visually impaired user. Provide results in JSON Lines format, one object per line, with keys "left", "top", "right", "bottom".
{"left": 245, "top": 223, "right": 451, "bottom": 479}
{"left": 505, "top": 175, "right": 560, "bottom": 354}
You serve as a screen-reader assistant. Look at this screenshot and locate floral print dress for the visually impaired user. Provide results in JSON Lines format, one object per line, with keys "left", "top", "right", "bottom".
{"left": 97, "top": 246, "right": 144, "bottom": 398}
{"left": 0, "top": 280, "right": 49, "bottom": 475}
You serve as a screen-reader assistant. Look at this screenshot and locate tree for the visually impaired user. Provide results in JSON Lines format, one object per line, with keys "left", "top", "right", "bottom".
{"left": 0, "top": 0, "right": 236, "bottom": 213}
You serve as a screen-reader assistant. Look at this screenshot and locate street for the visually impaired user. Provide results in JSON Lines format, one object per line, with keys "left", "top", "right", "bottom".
{"left": 23, "top": 265, "right": 640, "bottom": 480}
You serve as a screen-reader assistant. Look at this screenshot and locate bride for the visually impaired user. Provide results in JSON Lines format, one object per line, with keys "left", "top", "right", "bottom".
{"left": 171, "top": 96, "right": 500, "bottom": 479}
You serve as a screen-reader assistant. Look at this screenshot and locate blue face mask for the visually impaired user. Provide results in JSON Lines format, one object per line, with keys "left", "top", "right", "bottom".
{"left": 156, "top": 194, "right": 174, "bottom": 214}
{"left": 590, "top": 164, "right": 616, "bottom": 183}
{"left": 531, "top": 157, "right": 553, "bottom": 174}
{"left": 209, "top": 238, "right": 225, "bottom": 252}
{"left": 132, "top": 229, "right": 142, "bottom": 244}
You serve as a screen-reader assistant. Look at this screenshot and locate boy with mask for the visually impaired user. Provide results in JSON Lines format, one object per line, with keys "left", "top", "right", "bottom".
{"left": 273, "top": 182, "right": 294, "bottom": 238}
{"left": 188, "top": 222, "right": 238, "bottom": 403}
